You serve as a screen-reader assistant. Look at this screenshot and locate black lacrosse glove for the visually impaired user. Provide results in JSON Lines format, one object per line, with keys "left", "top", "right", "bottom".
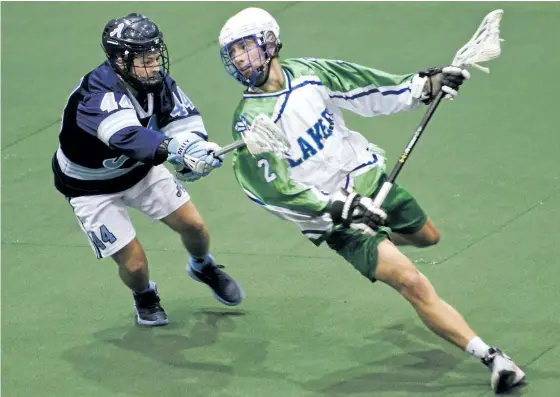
{"left": 328, "top": 188, "right": 387, "bottom": 235}
{"left": 418, "top": 66, "right": 471, "bottom": 104}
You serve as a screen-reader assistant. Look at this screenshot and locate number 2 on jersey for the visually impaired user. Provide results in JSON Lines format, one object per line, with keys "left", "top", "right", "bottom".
{"left": 257, "top": 159, "right": 277, "bottom": 183}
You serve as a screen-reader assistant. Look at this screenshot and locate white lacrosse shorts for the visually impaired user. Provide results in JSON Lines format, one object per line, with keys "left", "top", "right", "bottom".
{"left": 67, "top": 165, "right": 190, "bottom": 259}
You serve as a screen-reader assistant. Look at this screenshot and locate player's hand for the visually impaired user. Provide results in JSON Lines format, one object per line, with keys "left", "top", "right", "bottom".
{"left": 180, "top": 141, "right": 224, "bottom": 174}
{"left": 328, "top": 188, "right": 387, "bottom": 235}
{"left": 415, "top": 66, "right": 471, "bottom": 103}
{"left": 167, "top": 134, "right": 224, "bottom": 179}
{"left": 174, "top": 166, "right": 202, "bottom": 182}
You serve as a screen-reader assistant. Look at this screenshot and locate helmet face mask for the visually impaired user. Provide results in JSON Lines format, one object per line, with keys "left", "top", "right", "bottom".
{"left": 122, "top": 47, "right": 169, "bottom": 92}
{"left": 220, "top": 31, "right": 280, "bottom": 88}
{"left": 102, "top": 13, "right": 170, "bottom": 92}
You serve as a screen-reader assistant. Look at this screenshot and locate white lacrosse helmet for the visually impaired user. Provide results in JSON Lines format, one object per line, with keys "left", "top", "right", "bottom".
{"left": 219, "top": 8, "right": 282, "bottom": 87}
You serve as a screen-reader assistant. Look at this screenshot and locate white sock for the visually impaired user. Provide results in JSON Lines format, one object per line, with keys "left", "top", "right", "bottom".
{"left": 190, "top": 254, "right": 213, "bottom": 271}
{"left": 465, "top": 336, "right": 491, "bottom": 359}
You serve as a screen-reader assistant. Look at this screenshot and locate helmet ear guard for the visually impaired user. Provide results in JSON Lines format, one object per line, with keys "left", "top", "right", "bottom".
{"left": 264, "top": 30, "right": 282, "bottom": 58}
{"left": 252, "top": 30, "right": 282, "bottom": 87}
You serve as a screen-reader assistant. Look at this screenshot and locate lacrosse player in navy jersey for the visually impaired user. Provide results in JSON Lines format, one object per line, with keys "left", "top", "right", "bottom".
{"left": 52, "top": 13, "right": 244, "bottom": 326}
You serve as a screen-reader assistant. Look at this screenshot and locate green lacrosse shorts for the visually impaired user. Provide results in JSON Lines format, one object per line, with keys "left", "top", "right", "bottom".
{"left": 326, "top": 176, "right": 428, "bottom": 282}
{"left": 375, "top": 174, "right": 428, "bottom": 236}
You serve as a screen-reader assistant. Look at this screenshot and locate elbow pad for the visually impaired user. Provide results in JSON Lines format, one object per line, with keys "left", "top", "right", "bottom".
{"left": 154, "top": 138, "right": 171, "bottom": 165}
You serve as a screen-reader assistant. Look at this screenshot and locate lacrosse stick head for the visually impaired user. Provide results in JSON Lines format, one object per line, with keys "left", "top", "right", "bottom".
{"left": 241, "top": 114, "right": 291, "bottom": 158}
{"left": 452, "top": 9, "right": 504, "bottom": 73}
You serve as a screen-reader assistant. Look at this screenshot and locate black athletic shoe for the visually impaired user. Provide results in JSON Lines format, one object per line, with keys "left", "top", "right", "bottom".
{"left": 133, "top": 282, "right": 168, "bottom": 326}
{"left": 187, "top": 262, "right": 244, "bottom": 306}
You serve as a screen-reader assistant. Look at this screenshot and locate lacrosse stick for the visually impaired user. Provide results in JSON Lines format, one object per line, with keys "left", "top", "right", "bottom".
{"left": 214, "top": 114, "right": 291, "bottom": 158}
{"left": 370, "top": 9, "right": 505, "bottom": 209}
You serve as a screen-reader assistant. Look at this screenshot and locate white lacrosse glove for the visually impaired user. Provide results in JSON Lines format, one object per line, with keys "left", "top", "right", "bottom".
{"left": 173, "top": 164, "right": 203, "bottom": 183}
{"left": 167, "top": 133, "right": 224, "bottom": 181}
{"left": 410, "top": 66, "right": 471, "bottom": 103}
{"left": 328, "top": 188, "right": 387, "bottom": 235}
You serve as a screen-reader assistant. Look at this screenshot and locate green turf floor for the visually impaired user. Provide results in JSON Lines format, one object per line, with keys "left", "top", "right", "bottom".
{"left": 2, "top": 2, "right": 560, "bottom": 396}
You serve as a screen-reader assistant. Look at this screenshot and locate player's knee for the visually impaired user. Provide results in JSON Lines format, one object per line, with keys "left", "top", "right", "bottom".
{"left": 182, "top": 218, "right": 207, "bottom": 238}
{"left": 419, "top": 232, "right": 440, "bottom": 247}
{"left": 112, "top": 241, "right": 148, "bottom": 272}
{"left": 113, "top": 252, "right": 148, "bottom": 273}
{"left": 411, "top": 220, "right": 441, "bottom": 248}
{"left": 399, "top": 268, "right": 432, "bottom": 303}
{"left": 123, "top": 258, "right": 148, "bottom": 273}
{"left": 428, "top": 228, "right": 440, "bottom": 245}
{"left": 413, "top": 229, "right": 440, "bottom": 248}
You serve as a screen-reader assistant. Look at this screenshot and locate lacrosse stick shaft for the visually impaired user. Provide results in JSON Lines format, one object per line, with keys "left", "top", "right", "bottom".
{"left": 371, "top": 91, "right": 445, "bottom": 208}
{"left": 215, "top": 140, "right": 246, "bottom": 157}
{"left": 372, "top": 9, "right": 504, "bottom": 208}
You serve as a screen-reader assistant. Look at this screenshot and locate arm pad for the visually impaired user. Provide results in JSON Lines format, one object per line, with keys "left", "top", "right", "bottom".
{"left": 154, "top": 138, "right": 172, "bottom": 165}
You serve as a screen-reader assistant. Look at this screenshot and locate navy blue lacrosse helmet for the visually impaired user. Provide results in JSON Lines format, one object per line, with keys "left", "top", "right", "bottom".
{"left": 102, "top": 13, "right": 170, "bottom": 92}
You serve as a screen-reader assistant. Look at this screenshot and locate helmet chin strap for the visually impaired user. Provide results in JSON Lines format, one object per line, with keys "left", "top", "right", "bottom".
{"left": 252, "top": 38, "right": 282, "bottom": 88}
{"left": 252, "top": 49, "right": 279, "bottom": 88}
{"left": 253, "top": 61, "right": 272, "bottom": 87}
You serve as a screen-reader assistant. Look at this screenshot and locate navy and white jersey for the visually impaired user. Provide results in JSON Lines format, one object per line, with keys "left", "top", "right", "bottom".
{"left": 52, "top": 61, "right": 207, "bottom": 197}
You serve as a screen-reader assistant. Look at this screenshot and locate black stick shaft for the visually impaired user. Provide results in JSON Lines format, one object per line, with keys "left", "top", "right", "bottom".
{"left": 387, "top": 90, "right": 446, "bottom": 184}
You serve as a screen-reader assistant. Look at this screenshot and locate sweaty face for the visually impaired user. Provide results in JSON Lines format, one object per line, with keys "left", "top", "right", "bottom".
{"left": 131, "top": 51, "right": 162, "bottom": 81}
{"left": 228, "top": 38, "right": 265, "bottom": 76}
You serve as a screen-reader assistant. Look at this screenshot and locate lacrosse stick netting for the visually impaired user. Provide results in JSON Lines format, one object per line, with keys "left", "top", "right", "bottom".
{"left": 215, "top": 114, "right": 292, "bottom": 158}
{"left": 451, "top": 9, "right": 504, "bottom": 73}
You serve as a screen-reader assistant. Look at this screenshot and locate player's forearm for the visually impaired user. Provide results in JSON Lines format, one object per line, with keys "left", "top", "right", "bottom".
{"left": 107, "top": 127, "right": 169, "bottom": 165}
{"left": 160, "top": 115, "right": 208, "bottom": 140}
{"left": 329, "top": 75, "right": 423, "bottom": 117}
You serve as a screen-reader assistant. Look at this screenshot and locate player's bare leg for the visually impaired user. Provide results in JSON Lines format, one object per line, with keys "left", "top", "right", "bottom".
{"left": 161, "top": 200, "right": 210, "bottom": 257}
{"left": 375, "top": 239, "right": 473, "bottom": 346}
{"left": 161, "top": 201, "right": 244, "bottom": 306}
{"left": 112, "top": 238, "right": 168, "bottom": 326}
{"left": 374, "top": 238, "right": 525, "bottom": 392}
{"left": 112, "top": 238, "right": 151, "bottom": 292}
{"left": 391, "top": 218, "right": 440, "bottom": 248}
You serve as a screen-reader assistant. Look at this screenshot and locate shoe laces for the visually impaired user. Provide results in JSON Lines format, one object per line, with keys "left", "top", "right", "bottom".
{"left": 204, "top": 264, "right": 230, "bottom": 285}
{"left": 134, "top": 290, "right": 161, "bottom": 310}
{"left": 482, "top": 347, "right": 500, "bottom": 367}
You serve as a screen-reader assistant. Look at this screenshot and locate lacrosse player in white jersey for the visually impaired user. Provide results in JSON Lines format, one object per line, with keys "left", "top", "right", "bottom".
{"left": 217, "top": 7, "right": 525, "bottom": 393}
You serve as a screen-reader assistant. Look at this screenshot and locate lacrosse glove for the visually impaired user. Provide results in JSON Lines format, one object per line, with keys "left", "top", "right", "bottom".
{"left": 328, "top": 188, "right": 387, "bottom": 235}
{"left": 412, "top": 66, "right": 471, "bottom": 104}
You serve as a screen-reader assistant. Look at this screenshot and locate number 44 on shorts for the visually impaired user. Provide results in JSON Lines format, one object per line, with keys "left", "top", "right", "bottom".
{"left": 89, "top": 225, "right": 117, "bottom": 251}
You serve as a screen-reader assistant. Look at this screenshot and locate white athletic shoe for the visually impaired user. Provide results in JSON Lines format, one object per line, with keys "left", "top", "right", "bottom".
{"left": 482, "top": 348, "right": 526, "bottom": 393}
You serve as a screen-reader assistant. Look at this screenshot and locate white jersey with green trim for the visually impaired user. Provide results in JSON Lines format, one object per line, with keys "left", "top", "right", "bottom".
{"left": 231, "top": 58, "right": 423, "bottom": 244}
